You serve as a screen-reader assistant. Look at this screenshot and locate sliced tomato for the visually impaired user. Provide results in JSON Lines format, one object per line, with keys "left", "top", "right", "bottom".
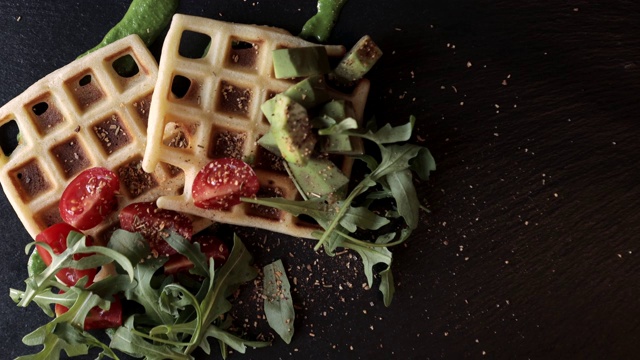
{"left": 59, "top": 167, "right": 120, "bottom": 230}
{"left": 55, "top": 293, "right": 123, "bottom": 330}
{"left": 35, "top": 223, "right": 97, "bottom": 287}
{"left": 119, "top": 202, "right": 193, "bottom": 256}
{"left": 192, "top": 158, "right": 260, "bottom": 210}
{"left": 164, "top": 234, "right": 230, "bottom": 274}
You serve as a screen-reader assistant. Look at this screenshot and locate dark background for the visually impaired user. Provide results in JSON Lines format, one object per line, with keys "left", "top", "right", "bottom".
{"left": 1, "top": 0, "right": 639, "bottom": 359}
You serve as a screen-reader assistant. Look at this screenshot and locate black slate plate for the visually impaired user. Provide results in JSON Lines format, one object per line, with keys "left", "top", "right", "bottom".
{"left": 1, "top": 1, "right": 639, "bottom": 359}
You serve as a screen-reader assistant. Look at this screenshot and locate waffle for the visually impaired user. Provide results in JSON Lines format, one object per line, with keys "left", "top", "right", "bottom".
{"left": 143, "top": 15, "right": 371, "bottom": 239}
{"left": 0, "top": 35, "right": 208, "bottom": 243}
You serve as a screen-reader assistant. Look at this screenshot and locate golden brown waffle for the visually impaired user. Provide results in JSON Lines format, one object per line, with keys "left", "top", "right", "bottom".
{"left": 143, "top": 15, "right": 371, "bottom": 239}
{"left": 0, "top": 35, "right": 208, "bottom": 243}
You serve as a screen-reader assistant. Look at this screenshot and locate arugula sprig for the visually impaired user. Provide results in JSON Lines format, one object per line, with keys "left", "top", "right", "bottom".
{"left": 11, "top": 229, "right": 269, "bottom": 359}
{"left": 15, "top": 231, "right": 136, "bottom": 308}
{"left": 263, "top": 260, "right": 295, "bottom": 344}
{"left": 109, "top": 232, "right": 269, "bottom": 359}
{"left": 243, "top": 116, "right": 435, "bottom": 306}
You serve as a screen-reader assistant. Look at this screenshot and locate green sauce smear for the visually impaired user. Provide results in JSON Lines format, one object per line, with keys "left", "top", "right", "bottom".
{"left": 79, "top": 0, "right": 179, "bottom": 57}
{"left": 300, "top": 0, "right": 349, "bottom": 42}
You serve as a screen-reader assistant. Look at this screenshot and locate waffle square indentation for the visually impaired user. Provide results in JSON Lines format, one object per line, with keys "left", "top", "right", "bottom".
{"left": 107, "top": 51, "right": 147, "bottom": 93}
{"left": 93, "top": 113, "right": 131, "bottom": 155}
{"left": 65, "top": 71, "right": 106, "bottom": 112}
{"left": 118, "top": 157, "right": 158, "bottom": 199}
{"left": 246, "top": 184, "right": 285, "bottom": 220}
{"left": 25, "top": 94, "right": 65, "bottom": 135}
{"left": 131, "top": 94, "right": 152, "bottom": 126}
{"left": 208, "top": 128, "right": 246, "bottom": 159}
{"left": 50, "top": 136, "right": 92, "bottom": 179}
{"left": 226, "top": 38, "right": 262, "bottom": 73}
{"left": 216, "top": 80, "right": 253, "bottom": 118}
{"left": 9, "top": 159, "right": 51, "bottom": 202}
{"left": 34, "top": 203, "right": 63, "bottom": 230}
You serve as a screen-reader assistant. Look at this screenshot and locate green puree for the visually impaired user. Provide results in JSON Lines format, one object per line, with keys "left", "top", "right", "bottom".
{"left": 300, "top": 0, "right": 349, "bottom": 42}
{"left": 27, "top": 249, "right": 46, "bottom": 278}
{"left": 79, "top": 0, "right": 179, "bottom": 57}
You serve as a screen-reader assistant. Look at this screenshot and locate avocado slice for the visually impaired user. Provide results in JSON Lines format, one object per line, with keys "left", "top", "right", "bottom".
{"left": 261, "top": 76, "right": 331, "bottom": 125}
{"left": 332, "top": 35, "right": 383, "bottom": 84}
{"left": 315, "top": 100, "right": 354, "bottom": 153}
{"left": 288, "top": 156, "right": 349, "bottom": 200}
{"left": 272, "top": 46, "right": 331, "bottom": 79}
{"left": 270, "top": 94, "right": 317, "bottom": 165}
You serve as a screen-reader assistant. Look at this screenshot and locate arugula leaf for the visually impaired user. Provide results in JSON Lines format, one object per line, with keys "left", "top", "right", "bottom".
{"left": 10, "top": 287, "right": 75, "bottom": 317}
{"left": 341, "top": 206, "right": 390, "bottom": 232}
{"left": 16, "top": 328, "right": 89, "bottom": 360}
{"left": 342, "top": 242, "right": 392, "bottom": 290}
{"left": 410, "top": 146, "right": 437, "bottom": 180}
{"left": 164, "top": 231, "right": 211, "bottom": 277}
{"left": 108, "top": 229, "right": 150, "bottom": 265}
{"left": 348, "top": 116, "right": 414, "bottom": 144}
{"left": 53, "top": 323, "right": 118, "bottom": 359}
{"left": 123, "top": 256, "right": 174, "bottom": 326}
{"left": 317, "top": 116, "right": 359, "bottom": 135}
{"left": 242, "top": 196, "right": 336, "bottom": 223}
{"left": 185, "top": 234, "right": 261, "bottom": 354}
{"left": 87, "top": 274, "right": 137, "bottom": 300}
{"left": 19, "top": 289, "right": 115, "bottom": 359}
{"left": 263, "top": 259, "right": 295, "bottom": 344}
{"left": 19, "top": 232, "right": 137, "bottom": 307}
{"left": 203, "top": 325, "right": 270, "bottom": 354}
{"left": 378, "top": 267, "right": 395, "bottom": 307}
{"left": 370, "top": 143, "right": 428, "bottom": 180}
{"left": 386, "top": 169, "right": 420, "bottom": 230}
{"left": 110, "top": 324, "right": 190, "bottom": 360}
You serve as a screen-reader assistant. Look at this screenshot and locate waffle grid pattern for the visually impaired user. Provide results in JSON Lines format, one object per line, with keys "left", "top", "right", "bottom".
{"left": 143, "top": 15, "right": 371, "bottom": 239}
{"left": 0, "top": 35, "right": 192, "bottom": 242}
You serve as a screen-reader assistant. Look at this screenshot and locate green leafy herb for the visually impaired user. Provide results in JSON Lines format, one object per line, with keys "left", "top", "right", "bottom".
{"left": 17, "top": 288, "right": 117, "bottom": 359}
{"left": 263, "top": 260, "right": 295, "bottom": 344}
{"left": 183, "top": 234, "right": 263, "bottom": 354}
{"left": 26, "top": 250, "right": 46, "bottom": 278}
{"left": 244, "top": 116, "right": 435, "bottom": 305}
{"left": 17, "top": 232, "right": 135, "bottom": 307}
{"left": 11, "top": 229, "right": 268, "bottom": 359}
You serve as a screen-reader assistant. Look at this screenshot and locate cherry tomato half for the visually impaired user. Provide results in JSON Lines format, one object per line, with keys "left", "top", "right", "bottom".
{"left": 59, "top": 167, "right": 120, "bottom": 230}
{"left": 164, "top": 234, "right": 230, "bottom": 274}
{"left": 192, "top": 158, "right": 260, "bottom": 210}
{"left": 35, "top": 223, "right": 97, "bottom": 287}
{"left": 55, "top": 293, "right": 123, "bottom": 330}
{"left": 119, "top": 202, "right": 193, "bottom": 256}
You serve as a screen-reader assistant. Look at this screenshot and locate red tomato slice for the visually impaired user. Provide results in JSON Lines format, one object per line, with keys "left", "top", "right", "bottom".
{"left": 35, "top": 223, "right": 97, "bottom": 287}
{"left": 119, "top": 202, "right": 193, "bottom": 256}
{"left": 55, "top": 293, "right": 123, "bottom": 330}
{"left": 192, "top": 158, "right": 260, "bottom": 210}
{"left": 164, "top": 234, "right": 230, "bottom": 274}
{"left": 60, "top": 167, "right": 120, "bottom": 230}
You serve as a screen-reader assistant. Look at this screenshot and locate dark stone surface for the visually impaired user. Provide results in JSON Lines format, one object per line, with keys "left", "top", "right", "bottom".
{"left": 1, "top": 0, "right": 639, "bottom": 359}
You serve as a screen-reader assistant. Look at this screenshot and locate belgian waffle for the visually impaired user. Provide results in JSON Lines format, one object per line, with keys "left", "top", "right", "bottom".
{"left": 143, "top": 15, "right": 371, "bottom": 239}
{"left": 0, "top": 35, "right": 207, "bottom": 243}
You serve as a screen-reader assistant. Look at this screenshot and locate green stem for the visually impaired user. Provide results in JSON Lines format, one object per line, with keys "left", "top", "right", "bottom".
{"left": 333, "top": 230, "right": 408, "bottom": 248}
{"left": 314, "top": 178, "right": 369, "bottom": 251}
{"left": 130, "top": 328, "right": 194, "bottom": 347}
